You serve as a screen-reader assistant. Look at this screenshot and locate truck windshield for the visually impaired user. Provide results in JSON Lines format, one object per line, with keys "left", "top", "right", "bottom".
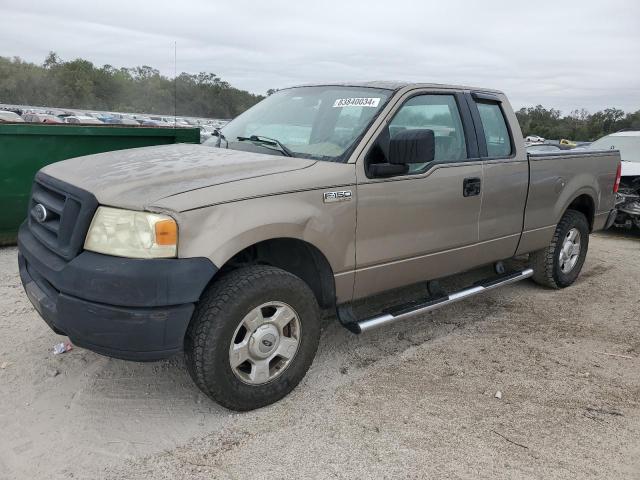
{"left": 211, "top": 86, "right": 392, "bottom": 162}
{"left": 589, "top": 134, "right": 640, "bottom": 162}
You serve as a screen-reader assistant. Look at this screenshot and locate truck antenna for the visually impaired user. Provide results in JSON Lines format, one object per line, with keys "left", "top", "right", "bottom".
{"left": 174, "top": 41, "right": 177, "bottom": 127}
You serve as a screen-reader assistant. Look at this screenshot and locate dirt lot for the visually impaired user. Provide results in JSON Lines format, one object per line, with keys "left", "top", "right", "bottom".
{"left": 1, "top": 230, "right": 639, "bottom": 480}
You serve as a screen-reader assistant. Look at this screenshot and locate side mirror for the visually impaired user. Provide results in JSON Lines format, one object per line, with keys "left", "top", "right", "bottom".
{"left": 369, "top": 163, "right": 409, "bottom": 177}
{"left": 388, "top": 129, "right": 435, "bottom": 165}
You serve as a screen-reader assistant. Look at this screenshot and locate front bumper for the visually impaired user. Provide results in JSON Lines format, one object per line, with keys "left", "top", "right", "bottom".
{"left": 18, "top": 222, "right": 217, "bottom": 361}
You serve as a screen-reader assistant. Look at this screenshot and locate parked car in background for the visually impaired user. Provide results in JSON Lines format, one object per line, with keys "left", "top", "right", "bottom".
{"left": 151, "top": 116, "right": 190, "bottom": 127}
{"left": 1, "top": 103, "right": 228, "bottom": 132}
{"left": 171, "top": 117, "right": 191, "bottom": 127}
{"left": 526, "top": 143, "right": 563, "bottom": 153}
{"left": 588, "top": 130, "right": 640, "bottom": 229}
{"left": 542, "top": 139, "right": 575, "bottom": 150}
{"left": 143, "top": 117, "right": 173, "bottom": 127}
{"left": 110, "top": 114, "right": 141, "bottom": 126}
{"left": 120, "top": 118, "right": 141, "bottom": 126}
{"left": 199, "top": 124, "right": 217, "bottom": 142}
{"left": 0, "top": 111, "right": 25, "bottom": 123}
{"left": 525, "top": 135, "right": 545, "bottom": 143}
{"left": 21, "top": 113, "right": 64, "bottom": 124}
{"left": 138, "top": 119, "right": 166, "bottom": 127}
{"left": 560, "top": 139, "right": 577, "bottom": 148}
{"left": 95, "top": 115, "right": 124, "bottom": 125}
{"left": 47, "top": 109, "right": 74, "bottom": 117}
{"left": 62, "top": 115, "right": 104, "bottom": 125}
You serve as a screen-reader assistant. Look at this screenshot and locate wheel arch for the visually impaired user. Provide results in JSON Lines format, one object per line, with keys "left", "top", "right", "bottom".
{"left": 565, "top": 193, "right": 595, "bottom": 231}
{"left": 214, "top": 237, "right": 337, "bottom": 309}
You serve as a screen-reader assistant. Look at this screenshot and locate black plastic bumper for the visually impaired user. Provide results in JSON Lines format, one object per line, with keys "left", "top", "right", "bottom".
{"left": 18, "top": 222, "right": 217, "bottom": 361}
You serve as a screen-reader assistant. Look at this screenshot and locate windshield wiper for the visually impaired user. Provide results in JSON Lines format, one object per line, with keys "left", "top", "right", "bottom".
{"left": 236, "top": 135, "right": 293, "bottom": 157}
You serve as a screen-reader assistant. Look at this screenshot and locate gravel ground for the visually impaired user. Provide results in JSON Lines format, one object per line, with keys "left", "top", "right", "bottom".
{"left": 1, "top": 230, "right": 639, "bottom": 480}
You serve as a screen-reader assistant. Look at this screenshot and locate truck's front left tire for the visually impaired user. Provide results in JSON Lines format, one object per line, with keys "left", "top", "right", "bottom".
{"left": 184, "top": 265, "right": 321, "bottom": 411}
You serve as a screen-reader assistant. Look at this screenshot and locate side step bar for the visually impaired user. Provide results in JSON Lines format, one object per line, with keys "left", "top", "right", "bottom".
{"left": 342, "top": 268, "right": 534, "bottom": 334}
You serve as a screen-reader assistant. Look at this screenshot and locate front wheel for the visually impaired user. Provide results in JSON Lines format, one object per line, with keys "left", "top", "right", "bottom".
{"left": 184, "top": 265, "right": 321, "bottom": 411}
{"left": 530, "top": 209, "right": 590, "bottom": 289}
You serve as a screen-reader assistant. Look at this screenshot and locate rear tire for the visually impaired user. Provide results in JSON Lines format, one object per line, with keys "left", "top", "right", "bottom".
{"left": 184, "top": 265, "right": 321, "bottom": 411}
{"left": 530, "top": 209, "right": 589, "bottom": 289}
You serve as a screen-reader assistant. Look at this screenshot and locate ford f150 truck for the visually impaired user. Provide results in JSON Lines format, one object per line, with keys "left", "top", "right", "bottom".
{"left": 18, "top": 82, "right": 620, "bottom": 410}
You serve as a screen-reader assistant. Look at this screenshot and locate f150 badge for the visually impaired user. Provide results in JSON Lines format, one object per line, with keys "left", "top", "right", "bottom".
{"left": 323, "top": 190, "right": 353, "bottom": 203}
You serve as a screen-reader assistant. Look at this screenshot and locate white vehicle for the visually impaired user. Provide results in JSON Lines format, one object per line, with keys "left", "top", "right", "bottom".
{"left": 525, "top": 135, "right": 545, "bottom": 143}
{"left": 63, "top": 115, "right": 104, "bottom": 125}
{"left": 589, "top": 130, "right": 640, "bottom": 229}
{"left": 0, "top": 111, "right": 24, "bottom": 123}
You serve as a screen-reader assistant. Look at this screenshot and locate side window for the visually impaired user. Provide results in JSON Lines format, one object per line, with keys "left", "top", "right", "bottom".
{"left": 389, "top": 94, "right": 467, "bottom": 172}
{"left": 476, "top": 102, "right": 512, "bottom": 157}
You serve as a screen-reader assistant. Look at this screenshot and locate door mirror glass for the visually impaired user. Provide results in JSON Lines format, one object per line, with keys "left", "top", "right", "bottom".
{"left": 388, "top": 129, "right": 435, "bottom": 165}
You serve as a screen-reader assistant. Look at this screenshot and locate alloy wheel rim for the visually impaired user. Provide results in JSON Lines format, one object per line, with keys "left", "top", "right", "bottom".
{"left": 559, "top": 228, "right": 581, "bottom": 274}
{"left": 229, "top": 301, "right": 301, "bottom": 385}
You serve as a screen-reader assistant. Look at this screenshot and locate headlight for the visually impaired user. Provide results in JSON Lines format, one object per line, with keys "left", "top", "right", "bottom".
{"left": 84, "top": 206, "right": 178, "bottom": 258}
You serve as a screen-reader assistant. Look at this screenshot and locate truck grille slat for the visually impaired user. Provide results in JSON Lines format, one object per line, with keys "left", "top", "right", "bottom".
{"left": 31, "top": 189, "right": 65, "bottom": 215}
{"left": 35, "top": 217, "right": 61, "bottom": 235}
{"left": 27, "top": 174, "right": 99, "bottom": 261}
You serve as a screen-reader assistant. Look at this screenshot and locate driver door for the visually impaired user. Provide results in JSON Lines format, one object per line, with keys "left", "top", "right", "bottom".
{"left": 353, "top": 90, "right": 484, "bottom": 300}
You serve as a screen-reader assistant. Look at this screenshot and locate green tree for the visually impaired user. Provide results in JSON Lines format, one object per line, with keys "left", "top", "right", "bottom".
{"left": 516, "top": 105, "right": 639, "bottom": 141}
{"left": 0, "top": 53, "right": 263, "bottom": 118}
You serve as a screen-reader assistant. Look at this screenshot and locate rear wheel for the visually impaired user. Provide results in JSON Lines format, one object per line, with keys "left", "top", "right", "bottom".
{"left": 530, "top": 209, "right": 590, "bottom": 288}
{"left": 184, "top": 265, "right": 321, "bottom": 411}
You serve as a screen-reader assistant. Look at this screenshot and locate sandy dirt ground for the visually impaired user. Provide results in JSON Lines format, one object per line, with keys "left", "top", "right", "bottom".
{"left": 1, "top": 230, "right": 639, "bottom": 480}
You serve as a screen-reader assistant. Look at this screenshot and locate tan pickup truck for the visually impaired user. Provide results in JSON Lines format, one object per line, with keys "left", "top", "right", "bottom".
{"left": 18, "top": 82, "right": 620, "bottom": 410}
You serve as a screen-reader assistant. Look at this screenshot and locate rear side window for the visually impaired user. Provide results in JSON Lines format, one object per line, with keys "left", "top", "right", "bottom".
{"left": 477, "top": 102, "right": 512, "bottom": 157}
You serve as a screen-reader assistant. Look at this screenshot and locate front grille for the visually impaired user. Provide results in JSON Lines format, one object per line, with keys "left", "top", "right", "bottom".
{"left": 28, "top": 172, "right": 99, "bottom": 260}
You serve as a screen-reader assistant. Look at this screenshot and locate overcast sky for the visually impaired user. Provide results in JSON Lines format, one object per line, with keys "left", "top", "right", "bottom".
{"left": 1, "top": 0, "right": 638, "bottom": 113}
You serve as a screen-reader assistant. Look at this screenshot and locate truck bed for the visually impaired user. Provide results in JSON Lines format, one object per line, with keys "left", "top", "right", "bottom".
{"left": 517, "top": 149, "right": 619, "bottom": 255}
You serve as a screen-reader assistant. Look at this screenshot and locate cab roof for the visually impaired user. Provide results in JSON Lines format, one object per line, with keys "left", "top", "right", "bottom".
{"left": 290, "top": 80, "right": 503, "bottom": 94}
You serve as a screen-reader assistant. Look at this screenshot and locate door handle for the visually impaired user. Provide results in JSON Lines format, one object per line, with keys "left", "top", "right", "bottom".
{"left": 463, "top": 177, "right": 481, "bottom": 197}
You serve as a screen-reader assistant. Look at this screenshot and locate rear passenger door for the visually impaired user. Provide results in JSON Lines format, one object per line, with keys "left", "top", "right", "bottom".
{"left": 466, "top": 92, "right": 529, "bottom": 255}
{"left": 353, "top": 90, "right": 484, "bottom": 299}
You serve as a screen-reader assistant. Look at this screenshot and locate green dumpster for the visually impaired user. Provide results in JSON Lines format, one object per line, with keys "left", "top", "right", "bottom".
{"left": 0, "top": 123, "right": 200, "bottom": 245}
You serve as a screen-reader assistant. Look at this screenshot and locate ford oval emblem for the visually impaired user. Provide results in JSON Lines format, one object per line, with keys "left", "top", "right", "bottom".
{"left": 32, "top": 203, "right": 48, "bottom": 223}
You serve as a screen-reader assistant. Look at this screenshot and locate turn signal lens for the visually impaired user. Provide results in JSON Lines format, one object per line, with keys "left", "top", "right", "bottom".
{"left": 155, "top": 219, "right": 178, "bottom": 246}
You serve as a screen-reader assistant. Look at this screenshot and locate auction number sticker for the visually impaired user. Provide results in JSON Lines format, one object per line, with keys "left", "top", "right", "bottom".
{"left": 333, "top": 97, "right": 381, "bottom": 108}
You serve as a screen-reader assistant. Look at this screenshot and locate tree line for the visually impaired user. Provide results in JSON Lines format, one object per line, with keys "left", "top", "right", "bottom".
{"left": 1, "top": 53, "right": 638, "bottom": 138}
{"left": 0, "top": 53, "right": 263, "bottom": 119}
{"left": 516, "top": 105, "right": 640, "bottom": 141}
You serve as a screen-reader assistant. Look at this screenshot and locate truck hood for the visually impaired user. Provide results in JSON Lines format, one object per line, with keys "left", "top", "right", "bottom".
{"left": 621, "top": 160, "right": 640, "bottom": 177}
{"left": 41, "top": 144, "right": 316, "bottom": 210}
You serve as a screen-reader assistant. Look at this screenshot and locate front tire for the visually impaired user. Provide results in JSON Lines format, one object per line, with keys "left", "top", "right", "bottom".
{"left": 530, "top": 209, "right": 590, "bottom": 289}
{"left": 184, "top": 266, "right": 321, "bottom": 411}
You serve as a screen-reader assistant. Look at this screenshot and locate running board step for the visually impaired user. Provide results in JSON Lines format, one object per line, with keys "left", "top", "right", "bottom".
{"left": 339, "top": 268, "right": 534, "bottom": 334}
